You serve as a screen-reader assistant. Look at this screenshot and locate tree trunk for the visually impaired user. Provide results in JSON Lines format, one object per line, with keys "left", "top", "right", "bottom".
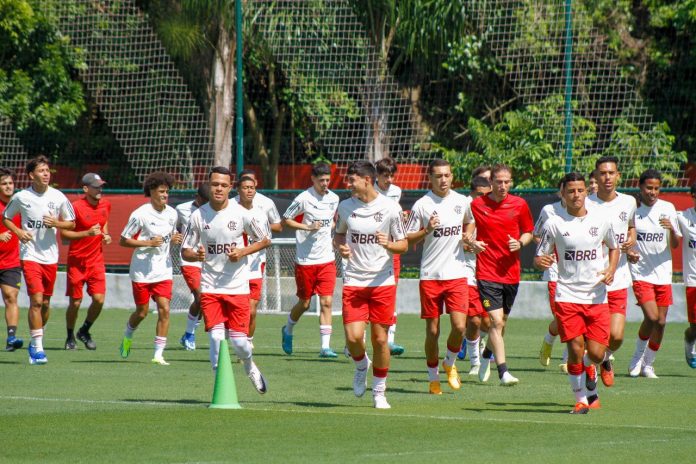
{"left": 211, "top": 24, "right": 234, "bottom": 168}
{"left": 244, "top": 94, "right": 269, "bottom": 185}
{"left": 268, "top": 105, "right": 286, "bottom": 189}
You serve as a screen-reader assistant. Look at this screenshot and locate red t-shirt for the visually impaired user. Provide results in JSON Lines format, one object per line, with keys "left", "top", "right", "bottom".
{"left": 68, "top": 197, "right": 112, "bottom": 264}
{"left": 471, "top": 193, "right": 534, "bottom": 284}
{"left": 0, "top": 199, "right": 20, "bottom": 269}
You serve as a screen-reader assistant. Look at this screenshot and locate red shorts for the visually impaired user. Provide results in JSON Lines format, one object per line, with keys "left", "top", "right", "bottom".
{"left": 200, "top": 293, "right": 250, "bottom": 334}
{"left": 393, "top": 254, "right": 401, "bottom": 282}
{"left": 131, "top": 280, "right": 173, "bottom": 306}
{"left": 180, "top": 265, "right": 201, "bottom": 292}
{"left": 295, "top": 262, "right": 336, "bottom": 300}
{"left": 419, "top": 278, "right": 468, "bottom": 319}
{"left": 633, "top": 281, "right": 673, "bottom": 307}
{"left": 21, "top": 261, "right": 57, "bottom": 297}
{"left": 249, "top": 278, "right": 263, "bottom": 301}
{"left": 468, "top": 284, "right": 487, "bottom": 318}
{"left": 686, "top": 287, "right": 696, "bottom": 324}
{"left": 547, "top": 281, "right": 557, "bottom": 314}
{"left": 66, "top": 260, "right": 106, "bottom": 299}
{"left": 554, "top": 301, "right": 610, "bottom": 345}
{"left": 342, "top": 285, "right": 396, "bottom": 325}
{"left": 607, "top": 288, "right": 628, "bottom": 315}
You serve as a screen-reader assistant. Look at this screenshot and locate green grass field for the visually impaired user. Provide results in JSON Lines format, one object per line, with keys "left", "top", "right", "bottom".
{"left": 1, "top": 310, "right": 694, "bottom": 463}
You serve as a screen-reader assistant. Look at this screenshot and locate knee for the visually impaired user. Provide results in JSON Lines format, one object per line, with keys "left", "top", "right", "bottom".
{"left": 371, "top": 331, "right": 388, "bottom": 347}
{"left": 92, "top": 295, "right": 105, "bottom": 306}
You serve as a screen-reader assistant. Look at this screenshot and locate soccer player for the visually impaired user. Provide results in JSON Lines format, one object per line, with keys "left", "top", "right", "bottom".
{"left": 374, "top": 157, "right": 406, "bottom": 356}
{"left": 0, "top": 168, "right": 23, "bottom": 352}
{"left": 676, "top": 183, "right": 696, "bottom": 369}
{"left": 62, "top": 173, "right": 112, "bottom": 350}
{"left": 176, "top": 183, "right": 209, "bottom": 351}
{"left": 588, "top": 170, "right": 599, "bottom": 195}
{"left": 281, "top": 163, "right": 340, "bottom": 357}
{"left": 119, "top": 171, "right": 182, "bottom": 365}
{"left": 464, "top": 164, "right": 534, "bottom": 385}
{"left": 2, "top": 156, "right": 76, "bottom": 364}
{"left": 535, "top": 172, "right": 619, "bottom": 414}
{"left": 627, "top": 169, "right": 678, "bottom": 378}
{"left": 472, "top": 165, "right": 492, "bottom": 182}
{"left": 586, "top": 156, "right": 637, "bottom": 386}
{"left": 334, "top": 161, "right": 407, "bottom": 409}
{"left": 406, "top": 159, "right": 472, "bottom": 395}
{"left": 181, "top": 166, "right": 270, "bottom": 393}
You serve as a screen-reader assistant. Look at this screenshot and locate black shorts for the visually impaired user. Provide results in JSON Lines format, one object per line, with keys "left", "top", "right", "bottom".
{"left": 0, "top": 267, "right": 22, "bottom": 289}
{"left": 477, "top": 280, "right": 519, "bottom": 315}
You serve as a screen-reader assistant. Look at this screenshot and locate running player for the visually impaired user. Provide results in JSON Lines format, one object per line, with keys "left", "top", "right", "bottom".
{"left": 374, "top": 157, "right": 406, "bottom": 356}
{"left": 281, "top": 163, "right": 340, "bottom": 357}
{"left": 586, "top": 156, "right": 637, "bottom": 386}
{"left": 334, "top": 161, "right": 407, "bottom": 409}
{"left": 627, "top": 169, "right": 678, "bottom": 378}
{"left": 535, "top": 172, "right": 619, "bottom": 414}
{"left": 0, "top": 168, "right": 23, "bottom": 352}
{"left": 177, "top": 183, "right": 209, "bottom": 351}
{"left": 2, "top": 156, "right": 76, "bottom": 364}
{"left": 465, "top": 164, "right": 534, "bottom": 385}
{"left": 181, "top": 166, "right": 270, "bottom": 393}
{"left": 119, "top": 171, "right": 182, "bottom": 365}
{"left": 62, "top": 173, "right": 112, "bottom": 350}
{"left": 676, "top": 183, "right": 696, "bottom": 369}
{"left": 406, "top": 159, "right": 472, "bottom": 394}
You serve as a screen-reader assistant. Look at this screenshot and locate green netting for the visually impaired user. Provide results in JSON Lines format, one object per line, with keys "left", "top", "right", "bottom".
{"left": 0, "top": 119, "right": 29, "bottom": 187}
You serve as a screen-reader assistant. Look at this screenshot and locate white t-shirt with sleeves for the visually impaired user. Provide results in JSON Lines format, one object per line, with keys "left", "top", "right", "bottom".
{"left": 629, "top": 199, "right": 677, "bottom": 285}
{"left": 533, "top": 202, "right": 566, "bottom": 282}
{"left": 3, "top": 186, "right": 75, "bottom": 264}
{"left": 283, "top": 188, "right": 339, "bottom": 265}
{"left": 676, "top": 208, "right": 696, "bottom": 287}
{"left": 176, "top": 200, "right": 202, "bottom": 269}
{"left": 242, "top": 205, "right": 272, "bottom": 280}
{"left": 375, "top": 183, "right": 402, "bottom": 203}
{"left": 336, "top": 195, "right": 406, "bottom": 287}
{"left": 121, "top": 203, "right": 178, "bottom": 283}
{"left": 406, "top": 190, "right": 472, "bottom": 281}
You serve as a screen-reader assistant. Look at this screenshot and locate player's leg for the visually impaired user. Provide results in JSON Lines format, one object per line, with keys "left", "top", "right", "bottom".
{"left": 65, "top": 297, "right": 82, "bottom": 350}
{"left": 152, "top": 294, "right": 171, "bottom": 365}
{"left": 120, "top": 282, "right": 151, "bottom": 359}
{"left": 441, "top": 280, "right": 467, "bottom": 390}
{"left": 225, "top": 294, "right": 267, "bottom": 393}
{"left": 247, "top": 277, "right": 263, "bottom": 350}
{"left": 282, "top": 264, "right": 314, "bottom": 354}
{"left": 22, "top": 261, "right": 48, "bottom": 364}
{"left": 343, "top": 286, "right": 370, "bottom": 399}
{"left": 387, "top": 254, "right": 405, "bottom": 356}
{"left": 685, "top": 287, "right": 696, "bottom": 368}
{"left": 601, "top": 289, "right": 627, "bottom": 385}
{"left": 539, "top": 282, "right": 558, "bottom": 366}
{"left": 180, "top": 267, "right": 201, "bottom": 351}
{"left": 465, "top": 315, "right": 482, "bottom": 374}
{"left": 567, "top": 335, "right": 589, "bottom": 413}
{"left": 424, "top": 316, "right": 442, "bottom": 394}
{"left": 2, "top": 275, "right": 22, "bottom": 351}
{"left": 318, "top": 294, "right": 337, "bottom": 357}
{"left": 76, "top": 292, "right": 103, "bottom": 350}
{"left": 640, "top": 285, "right": 672, "bottom": 377}
{"left": 199, "top": 294, "right": 225, "bottom": 370}
{"left": 370, "top": 321, "right": 391, "bottom": 409}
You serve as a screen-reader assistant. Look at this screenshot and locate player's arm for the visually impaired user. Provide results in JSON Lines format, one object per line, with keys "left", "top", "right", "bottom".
{"left": 270, "top": 222, "right": 282, "bottom": 233}
{"left": 2, "top": 215, "right": 29, "bottom": 243}
{"left": 462, "top": 221, "right": 486, "bottom": 253}
{"left": 533, "top": 226, "right": 555, "bottom": 271}
{"left": 600, "top": 226, "right": 620, "bottom": 285}
{"left": 181, "top": 221, "right": 204, "bottom": 262}
{"left": 120, "top": 235, "right": 163, "bottom": 248}
{"left": 333, "top": 232, "right": 351, "bottom": 259}
{"left": 622, "top": 212, "right": 637, "bottom": 251}
{"left": 228, "top": 217, "right": 271, "bottom": 262}
{"left": 661, "top": 212, "right": 680, "bottom": 249}
{"left": 61, "top": 225, "right": 102, "bottom": 241}
{"left": 378, "top": 205, "right": 408, "bottom": 254}
{"left": 282, "top": 217, "right": 320, "bottom": 232}
{"left": 405, "top": 205, "right": 428, "bottom": 245}
{"left": 42, "top": 216, "right": 75, "bottom": 231}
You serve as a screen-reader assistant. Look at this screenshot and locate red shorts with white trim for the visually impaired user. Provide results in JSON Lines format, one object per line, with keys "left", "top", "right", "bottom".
{"left": 66, "top": 260, "right": 106, "bottom": 299}
{"left": 249, "top": 278, "right": 263, "bottom": 301}
{"left": 419, "top": 278, "right": 468, "bottom": 319}
{"left": 607, "top": 288, "right": 628, "bottom": 315}
{"left": 554, "top": 301, "right": 610, "bottom": 346}
{"left": 468, "top": 285, "right": 487, "bottom": 318}
{"left": 342, "top": 285, "right": 396, "bottom": 325}
{"left": 547, "top": 281, "right": 557, "bottom": 314}
{"left": 131, "top": 280, "right": 173, "bottom": 306}
{"left": 295, "top": 262, "right": 336, "bottom": 300}
{"left": 633, "top": 280, "right": 673, "bottom": 307}
{"left": 180, "top": 266, "right": 201, "bottom": 292}
{"left": 200, "top": 293, "right": 250, "bottom": 334}
{"left": 393, "top": 254, "right": 401, "bottom": 282}
{"left": 21, "top": 261, "right": 57, "bottom": 297}
{"left": 686, "top": 287, "right": 696, "bottom": 324}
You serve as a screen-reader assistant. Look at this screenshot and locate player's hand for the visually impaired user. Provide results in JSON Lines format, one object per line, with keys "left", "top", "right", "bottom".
{"left": 508, "top": 234, "right": 522, "bottom": 252}
{"left": 626, "top": 249, "right": 640, "bottom": 264}
{"left": 88, "top": 224, "right": 102, "bottom": 236}
{"left": 150, "top": 235, "right": 164, "bottom": 247}
{"left": 425, "top": 212, "right": 440, "bottom": 234}
{"left": 659, "top": 215, "right": 673, "bottom": 231}
{"left": 469, "top": 240, "right": 487, "bottom": 254}
{"left": 376, "top": 231, "right": 389, "bottom": 248}
{"left": 0, "top": 231, "right": 12, "bottom": 242}
{"left": 535, "top": 254, "right": 555, "bottom": 270}
{"left": 338, "top": 244, "right": 351, "bottom": 259}
{"left": 598, "top": 268, "right": 615, "bottom": 286}
{"left": 42, "top": 215, "right": 57, "bottom": 228}
{"left": 462, "top": 241, "right": 473, "bottom": 253}
{"left": 307, "top": 221, "right": 322, "bottom": 231}
{"left": 16, "top": 230, "right": 33, "bottom": 243}
{"left": 196, "top": 245, "right": 205, "bottom": 261}
{"left": 171, "top": 232, "right": 183, "bottom": 245}
{"left": 621, "top": 234, "right": 636, "bottom": 252}
{"left": 227, "top": 247, "right": 244, "bottom": 262}
{"left": 102, "top": 233, "right": 112, "bottom": 245}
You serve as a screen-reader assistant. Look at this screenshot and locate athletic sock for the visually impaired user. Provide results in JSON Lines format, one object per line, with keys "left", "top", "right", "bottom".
{"left": 124, "top": 322, "right": 135, "bottom": 339}
{"left": 643, "top": 341, "right": 660, "bottom": 367}
{"left": 229, "top": 331, "right": 253, "bottom": 374}
{"left": 426, "top": 359, "right": 439, "bottom": 381}
{"left": 353, "top": 353, "right": 368, "bottom": 370}
{"left": 154, "top": 336, "right": 166, "bottom": 358}
{"left": 482, "top": 347, "right": 493, "bottom": 360}
{"left": 320, "top": 324, "right": 332, "bottom": 350}
{"left": 443, "top": 344, "right": 459, "bottom": 367}
{"left": 285, "top": 315, "right": 297, "bottom": 335}
{"left": 387, "top": 323, "right": 396, "bottom": 345}
{"left": 544, "top": 332, "right": 557, "bottom": 345}
{"left": 185, "top": 313, "right": 198, "bottom": 334}
{"left": 208, "top": 324, "right": 225, "bottom": 370}
{"left": 496, "top": 362, "right": 508, "bottom": 379}
{"left": 247, "top": 336, "right": 254, "bottom": 347}
{"left": 80, "top": 320, "right": 93, "bottom": 332}
{"left": 635, "top": 334, "right": 649, "bottom": 356}
{"left": 567, "top": 363, "right": 587, "bottom": 404}
{"left": 67, "top": 328, "right": 75, "bottom": 339}
{"left": 372, "top": 366, "right": 388, "bottom": 394}
{"left": 30, "top": 329, "right": 43, "bottom": 351}
{"left": 562, "top": 347, "right": 569, "bottom": 363}
{"left": 7, "top": 326, "right": 17, "bottom": 338}
{"left": 467, "top": 337, "right": 480, "bottom": 366}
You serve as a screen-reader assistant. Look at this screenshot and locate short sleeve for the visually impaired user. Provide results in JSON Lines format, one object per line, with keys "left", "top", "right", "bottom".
{"left": 283, "top": 195, "right": 305, "bottom": 219}
{"left": 389, "top": 204, "right": 406, "bottom": 241}
{"left": 603, "top": 223, "right": 619, "bottom": 249}
{"left": 2, "top": 197, "right": 20, "bottom": 221}
{"left": 181, "top": 212, "right": 201, "bottom": 250}
{"left": 335, "top": 203, "right": 348, "bottom": 234}
{"left": 535, "top": 222, "right": 555, "bottom": 256}
{"left": 121, "top": 211, "right": 142, "bottom": 239}
{"left": 405, "top": 201, "right": 424, "bottom": 234}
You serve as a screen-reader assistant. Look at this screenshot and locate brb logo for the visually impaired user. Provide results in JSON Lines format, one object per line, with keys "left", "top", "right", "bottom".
{"left": 316, "top": 219, "right": 332, "bottom": 227}
{"left": 26, "top": 219, "right": 48, "bottom": 229}
{"left": 433, "top": 225, "right": 462, "bottom": 238}
{"left": 564, "top": 249, "right": 598, "bottom": 261}
{"left": 689, "top": 239, "right": 696, "bottom": 249}
{"left": 351, "top": 233, "right": 377, "bottom": 244}
{"left": 207, "top": 242, "right": 238, "bottom": 254}
{"left": 637, "top": 232, "right": 664, "bottom": 242}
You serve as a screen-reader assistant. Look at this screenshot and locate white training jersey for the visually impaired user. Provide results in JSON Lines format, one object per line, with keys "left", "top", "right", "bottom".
{"left": 375, "top": 183, "right": 402, "bottom": 203}
{"left": 336, "top": 194, "right": 406, "bottom": 287}
{"left": 629, "top": 199, "right": 677, "bottom": 285}
{"left": 232, "top": 191, "right": 281, "bottom": 227}
{"left": 406, "top": 190, "right": 472, "bottom": 280}
{"left": 121, "top": 203, "right": 178, "bottom": 283}
{"left": 537, "top": 208, "right": 618, "bottom": 304}
{"left": 176, "top": 200, "right": 202, "bottom": 269}
{"left": 241, "top": 204, "right": 272, "bottom": 280}
{"left": 533, "top": 202, "right": 566, "bottom": 282}
{"left": 587, "top": 192, "right": 636, "bottom": 291}
{"left": 182, "top": 201, "right": 268, "bottom": 295}
{"left": 676, "top": 208, "right": 696, "bottom": 287}
{"left": 3, "top": 186, "right": 75, "bottom": 264}
{"left": 283, "top": 188, "right": 339, "bottom": 265}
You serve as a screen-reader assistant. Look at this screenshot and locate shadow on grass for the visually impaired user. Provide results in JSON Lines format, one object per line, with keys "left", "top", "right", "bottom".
{"left": 244, "top": 399, "right": 346, "bottom": 408}
{"left": 462, "top": 401, "right": 568, "bottom": 414}
{"left": 121, "top": 398, "right": 208, "bottom": 405}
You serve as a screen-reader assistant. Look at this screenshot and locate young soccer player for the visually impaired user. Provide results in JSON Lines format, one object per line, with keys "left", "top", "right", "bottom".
{"left": 177, "top": 183, "right": 209, "bottom": 351}
{"left": 406, "top": 159, "right": 472, "bottom": 394}
{"left": 181, "top": 166, "right": 270, "bottom": 393}
{"left": 535, "top": 172, "right": 619, "bottom": 414}
{"left": 676, "top": 183, "right": 696, "bottom": 369}
{"left": 119, "top": 171, "right": 182, "bottom": 365}
{"left": 627, "top": 169, "right": 678, "bottom": 378}
{"left": 0, "top": 168, "right": 23, "bottom": 352}
{"left": 2, "top": 156, "right": 76, "bottom": 364}
{"left": 281, "top": 163, "right": 340, "bottom": 357}
{"left": 334, "top": 161, "right": 407, "bottom": 409}
{"left": 62, "top": 173, "right": 112, "bottom": 350}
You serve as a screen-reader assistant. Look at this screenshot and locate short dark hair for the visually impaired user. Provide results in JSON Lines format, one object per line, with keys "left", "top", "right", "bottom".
{"left": 239, "top": 169, "right": 256, "bottom": 179}
{"left": 196, "top": 183, "right": 210, "bottom": 202}
{"left": 428, "top": 159, "right": 450, "bottom": 174}
{"left": 639, "top": 169, "right": 662, "bottom": 185}
{"left": 470, "top": 175, "right": 490, "bottom": 191}
{"left": 143, "top": 171, "right": 175, "bottom": 197}
{"left": 595, "top": 156, "right": 619, "bottom": 169}
{"left": 491, "top": 163, "right": 512, "bottom": 178}
{"left": 375, "top": 157, "right": 397, "bottom": 176}
{"left": 347, "top": 161, "right": 376, "bottom": 180}
{"left": 209, "top": 166, "right": 232, "bottom": 181}
{"left": 472, "top": 165, "right": 492, "bottom": 178}
{"left": 588, "top": 169, "right": 598, "bottom": 180}
{"left": 26, "top": 155, "right": 50, "bottom": 175}
{"left": 560, "top": 172, "right": 586, "bottom": 188}
{"left": 236, "top": 175, "right": 256, "bottom": 189}
{"left": 0, "top": 167, "right": 14, "bottom": 180}
{"left": 311, "top": 162, "right": 331, "bottom": 177}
